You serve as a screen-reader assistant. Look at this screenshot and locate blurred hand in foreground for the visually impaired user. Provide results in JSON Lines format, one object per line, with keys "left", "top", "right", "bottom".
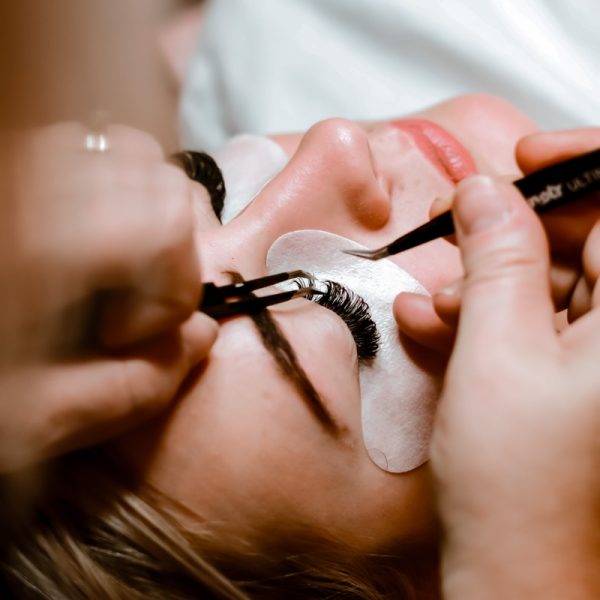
{"left": 0, "top": 122, "right": 218, "bottom": 472}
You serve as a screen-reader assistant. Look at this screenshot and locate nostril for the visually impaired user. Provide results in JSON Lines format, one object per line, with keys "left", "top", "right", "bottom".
{"left": 351, "top": 183, "right": 390, "bottom": 229}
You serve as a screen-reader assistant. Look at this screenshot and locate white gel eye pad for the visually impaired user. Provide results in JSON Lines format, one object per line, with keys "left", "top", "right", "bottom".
{"left": 213, "top": 134, "right": 289, "bottom": 224}
{"left": 267, "top": 230, "right": 438, "bottom": 473}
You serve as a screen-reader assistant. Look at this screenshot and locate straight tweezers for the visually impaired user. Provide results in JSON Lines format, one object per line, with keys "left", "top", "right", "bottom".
{"left": 200, "top": 270, "right": 316, "bottom": 319}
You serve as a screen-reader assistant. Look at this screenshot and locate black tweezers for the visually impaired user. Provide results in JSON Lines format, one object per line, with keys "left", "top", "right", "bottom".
{"left": 200, "top": 270, "right": 320, "bottom": 320}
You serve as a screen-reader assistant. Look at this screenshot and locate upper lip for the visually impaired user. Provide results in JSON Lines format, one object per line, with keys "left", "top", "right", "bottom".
{"left": 390, "top": 119, "right": 477, "bottom": 183}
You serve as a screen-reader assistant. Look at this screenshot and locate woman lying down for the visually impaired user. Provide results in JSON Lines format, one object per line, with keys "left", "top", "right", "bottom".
{"left": 3, "top": 94, "right": 600, "bottom": 599}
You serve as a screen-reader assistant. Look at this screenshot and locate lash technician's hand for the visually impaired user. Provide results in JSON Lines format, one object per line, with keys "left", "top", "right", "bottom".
{"left": 0, "top": 123, "right": 218, "bottom": 473}
{"left": 516, "top": 128, "right": 600, "bottom": 320}
{"left": 394, "top": 127, "right": 600, "bottom": 352}
{"left": 429, "top": 176, "right": 600, "bottom": 598}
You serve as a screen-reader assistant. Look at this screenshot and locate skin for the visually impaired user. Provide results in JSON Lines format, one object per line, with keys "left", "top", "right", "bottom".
{"left": 115, "top": 94, "right": 540, "bottom": 553}
{"left": 430, "top": 166, "right": 600, "bottom": 598}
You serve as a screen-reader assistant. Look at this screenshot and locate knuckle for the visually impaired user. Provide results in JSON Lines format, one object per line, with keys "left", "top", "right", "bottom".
{"left": 469, "top": 240, "right": 545, "bottom": 283}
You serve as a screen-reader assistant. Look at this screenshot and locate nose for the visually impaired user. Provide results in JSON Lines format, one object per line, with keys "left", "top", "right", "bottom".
{"left": 206, "top": 118, "right": 391, "bottom": 276}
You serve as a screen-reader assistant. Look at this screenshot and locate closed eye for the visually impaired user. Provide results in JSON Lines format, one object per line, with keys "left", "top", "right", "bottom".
{"left": 296, "top": 277, "right": 380, "bottom": 361}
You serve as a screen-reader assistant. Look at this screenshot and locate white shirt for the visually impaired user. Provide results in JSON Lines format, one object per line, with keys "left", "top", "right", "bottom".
{"left": 180, "top": 0, "right": 600, "bottom": 150}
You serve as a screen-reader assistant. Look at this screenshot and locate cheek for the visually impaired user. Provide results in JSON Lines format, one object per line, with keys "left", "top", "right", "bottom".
{"left": 311, "top": 462, "right": 438, "bottom": 549}
{"left": 365, "top": 464, "right": 438, "bottom": 542}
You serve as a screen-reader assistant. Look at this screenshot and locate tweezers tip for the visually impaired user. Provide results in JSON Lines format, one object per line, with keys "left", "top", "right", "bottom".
{"left": 342, "top": 247, "right": 389, "bottom": 260}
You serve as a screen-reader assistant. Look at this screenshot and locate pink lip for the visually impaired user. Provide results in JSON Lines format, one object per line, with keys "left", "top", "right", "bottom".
{"left": 390, "top": 119, "right": 477, "bottom": 183}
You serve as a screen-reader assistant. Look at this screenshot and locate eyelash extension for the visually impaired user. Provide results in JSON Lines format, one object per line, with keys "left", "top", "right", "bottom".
{"left": 171, "top": 150, "right": 226, "bottom": 222}
{"left": 295, "top": 276, "right": 380, "bottom": 361}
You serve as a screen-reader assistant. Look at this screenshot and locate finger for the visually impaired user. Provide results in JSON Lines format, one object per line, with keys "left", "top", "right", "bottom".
{"left": 593, "top": 279, "right": 600, "bottom": 310}
{"left": 428, "top": 195, "right": 457, "bottom": 246}
{"left": 429, "top": 195, "right": 453, "bottom": 219}
{"left": 393, "top": 292, "right": 456, "bottom": 354}
{"left": 567, "top": 275, "right": 592, "bottom": 322}
{"left": 516, "top": 128, "right": 600, "bottom": 174}
{"left": 83, "top": 165, "right": 202, "bottom": 347}
{"left": 35, "top": 312, "right": 218, "bottom": 467}
{"left": 98, "top": 226, "right": 201, "bottom": 347}
{"left": 34, "top": 122, "right": 165, "bottom": 160}
{"left": 104, "top": 124, "right": 165, "bottom": 160}
{"left": 549, "top": 258, "right": 580, "bottom": 311}
{"left": 452, "top": 176, "right": 557, "bottom": 352}
{"left": 432, "top": 279, "right": 462, "bottom": 326}
{"left": 516, "top": 131, "right": 600, "bottom": 260}
{"left": 36, "top": 142, "right": 202, "bottom": 347}
{"left": 582, "top": 219, "right": 600, "bottom": 291}
{"left": 428, "top": 177, "right": 518, "bottom": 249}
{"left": 81, "top": 162, "right": 197, "bottom": 279}
{"left": 566, "top": 219, "right": 600, "bottom": 321}
{"left": 561, "top": 300, "right": 600, "bottom": 362}
{"left": 539, "top": 198, "right": 600, "bottom": 262}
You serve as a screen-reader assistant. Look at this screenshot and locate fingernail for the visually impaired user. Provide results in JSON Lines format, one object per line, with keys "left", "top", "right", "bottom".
{"left": 434, "top": 280, "right": 461, "bottom": 298}
{"left": 430, "top": 195, "right": 452, "bottom": 219}
{"left": 197, "top": 312, "right": 220, "bottom": 344}
{"left": 454, "top": 175, "right": 511, "bottom": 235}
{"left": 187, "top": 312, "right": 219, "bottom": 363}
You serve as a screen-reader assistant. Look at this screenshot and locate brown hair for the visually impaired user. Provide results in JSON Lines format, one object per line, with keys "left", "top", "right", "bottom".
{"left": 0, "top": 450, "right": 440, "bottom": 599}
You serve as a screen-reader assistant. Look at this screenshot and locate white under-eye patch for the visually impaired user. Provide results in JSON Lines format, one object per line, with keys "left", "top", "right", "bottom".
{"left": 267, "top": 230, "right": 438, "bottom": 473}
{"left": 213, "top": 134, "right": 289, "bottom": 224}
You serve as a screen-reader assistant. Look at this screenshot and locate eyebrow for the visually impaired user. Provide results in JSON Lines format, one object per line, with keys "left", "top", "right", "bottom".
{"left": 226, "top": 271, "right": 340, "bottom": 435}
{"left": 249, "top": 309, "right": 341, "bottom": 436}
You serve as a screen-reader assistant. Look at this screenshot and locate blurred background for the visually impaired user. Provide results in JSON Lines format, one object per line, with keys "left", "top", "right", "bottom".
{"left": 0, "top": 0, "right": 204, "bottom": 151}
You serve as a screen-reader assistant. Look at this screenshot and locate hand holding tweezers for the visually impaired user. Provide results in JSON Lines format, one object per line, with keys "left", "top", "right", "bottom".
{"left": 200, "top": 270, "right": 319, "bottom": 320}
{"left": 346, "top": 147, "right": 600, "bottom": 260}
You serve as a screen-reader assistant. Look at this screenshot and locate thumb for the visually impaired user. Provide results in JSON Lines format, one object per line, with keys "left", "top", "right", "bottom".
{"left": 452, "top": 175, "right": 556, "bottom": 352}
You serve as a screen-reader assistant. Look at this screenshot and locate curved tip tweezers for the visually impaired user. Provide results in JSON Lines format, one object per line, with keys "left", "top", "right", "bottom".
{"left": 343, "top": 211, "right": 454, "bottom": 260}
{"left": 200, "top": 270, "right": 321, "bottom": 320}
{"left": 344, "top": 148, "right": 600, "bottom": 261}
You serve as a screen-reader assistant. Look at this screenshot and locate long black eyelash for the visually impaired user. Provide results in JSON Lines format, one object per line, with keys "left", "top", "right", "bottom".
{"left": 171, "top": 150, "right": 226, "bottom": 222}
{"left": 296, "top": 276, "right": 380, "bottom": 361}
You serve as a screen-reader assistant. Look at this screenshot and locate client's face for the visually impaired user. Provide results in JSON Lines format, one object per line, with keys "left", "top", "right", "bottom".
{"left": 117, "top": 95, "right": 537, "bottom": 551}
